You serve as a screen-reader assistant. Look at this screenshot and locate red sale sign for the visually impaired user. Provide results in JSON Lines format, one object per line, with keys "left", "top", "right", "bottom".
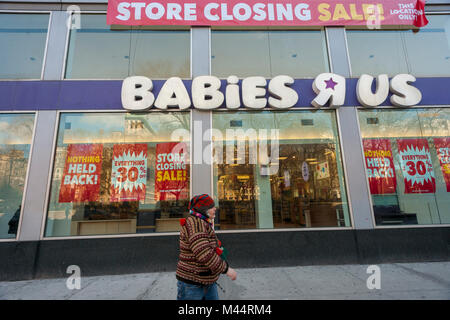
{"left": 155, "top": 142, "right": 189, "bottom": 201}
{"left": 107, "top": 0, "right": 428, "bottom": 27}
{"left": 397, "top": 139, "right": 435, "bottom": 194}
{"left": 59, "top": 144, "right": 103, "bottom": 203}
{"left": 434, "top": 137, "right": 450, "bottom": 192}
{"left": 363, "top": 139, "right": 397, "bottom": 194}
{"left": 110, "top": 144, "right": 148, "bottom": 202}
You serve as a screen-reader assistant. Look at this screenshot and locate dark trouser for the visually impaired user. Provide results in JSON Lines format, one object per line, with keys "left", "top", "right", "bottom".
{"left": 177, "top": 280, "right": 219, "bottom": 300}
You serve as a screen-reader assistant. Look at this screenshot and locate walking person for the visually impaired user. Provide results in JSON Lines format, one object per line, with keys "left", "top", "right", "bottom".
{"left": 176, "top": 194, "right": 237, "bottom": 300}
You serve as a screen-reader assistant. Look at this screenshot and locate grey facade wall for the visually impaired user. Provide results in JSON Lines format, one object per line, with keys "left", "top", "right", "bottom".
{"left": 0, "top": 1, "right": 449, "bottom": 280}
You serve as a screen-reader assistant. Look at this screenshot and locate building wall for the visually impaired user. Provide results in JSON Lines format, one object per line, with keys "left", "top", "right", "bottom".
{"left": 0, "top": 1, "right": 449, "bottom": 280}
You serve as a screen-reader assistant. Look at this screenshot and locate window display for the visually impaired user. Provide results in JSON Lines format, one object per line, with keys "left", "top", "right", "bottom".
{"left": 212, "top": 110, "right": 350, "bottom": 230}
{"left": 359, "top": 108, "right": 450, "bottom": 225}
{"left": 45, "top": 112, "right": 190, "bottom": 237}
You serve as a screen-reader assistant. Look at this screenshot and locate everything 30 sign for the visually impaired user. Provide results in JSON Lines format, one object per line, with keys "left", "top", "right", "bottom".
{"left": 107, "top": 0, "right": 428, "bottom": 27}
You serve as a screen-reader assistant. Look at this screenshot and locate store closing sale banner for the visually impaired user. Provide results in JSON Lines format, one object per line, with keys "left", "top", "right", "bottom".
{"left": 59, "top": 144, "right": 103, "bottom": 203}
{"left": 155, "top": 142, "right": 188, "bottom": 201}
{"left": 107, "top": 0, "right": 428, "bottom": 27}
{"left": 434, "top": 137, "right": 450, "bottom": 192}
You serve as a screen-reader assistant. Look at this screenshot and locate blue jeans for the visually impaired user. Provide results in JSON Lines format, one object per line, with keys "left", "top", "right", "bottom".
{"left": 177, "top": 281, "right": 219, "bottom": 300}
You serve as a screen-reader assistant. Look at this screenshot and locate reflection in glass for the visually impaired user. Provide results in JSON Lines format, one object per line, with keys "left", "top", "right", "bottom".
{"left": 347, "top": 15, "right": 450, "bottom": 77}
{"left": 212, "top": 111, "right": 350, "bottom": 230}
{"left": 359, "top": 108, "right": 450, "bottom": 225}
{"left": 0, "top": 13, "right": 49, "bottom": 79}
{"left": 45, "top": 112, "right": 190, "bottom": 237}
{"left": 211, "top": 30, "right": 329, "bottom": 78}
{"left": 65, "top": 14, "right": 190, "bottom": 79}
{"left": 0, "top": 114, "right": 35, "bottom": 238}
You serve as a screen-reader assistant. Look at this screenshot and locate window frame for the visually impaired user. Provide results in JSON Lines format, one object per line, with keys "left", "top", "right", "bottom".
{"left": 0, "top": 111, "right": 38, "bottom": 242}
{"left": 210, "top": 27, "right": 331, "bottom": 80}
{"left": 356, "top": 105, "right": 450, "bottom": 230}
{"left": 0, "top": 10, "right": 52, "bottom": 81}
{"left": 41, "top": 109, "right": 194, "bottom": 240}
{"left": 209, "top": 107, "right": 355, "bottom": 233}
{"left": 344, "top": 12, "right": 450, "bottom": 78}
{"left": 61, "top": 11, "right": 193, "bottom": 81}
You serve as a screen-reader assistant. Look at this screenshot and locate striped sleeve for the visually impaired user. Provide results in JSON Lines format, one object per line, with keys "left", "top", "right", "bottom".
{"left": 186, "top": 217, "right": 227, "bottom": 275}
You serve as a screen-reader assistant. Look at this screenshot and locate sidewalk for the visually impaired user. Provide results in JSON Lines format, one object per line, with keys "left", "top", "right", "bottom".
{"left": 1, "top": 262, "right": 449, "bottom": 300}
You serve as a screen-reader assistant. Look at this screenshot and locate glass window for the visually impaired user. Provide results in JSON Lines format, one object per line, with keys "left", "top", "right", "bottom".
{"left": 347, "top": 15, "right": 450, "bottom": 77}
{"left": 45, "top": 112, "right": 190, "bottom": 237}
{"left": 0, "top": 114, "right": 35, "bottom": 239}
{"left": 359, "top": 108, "right": 450, "bottom": 226}
{"left": 212, "top": 110, "right": 350, "bottom": 230}
{"left": 0, "top": 13, "right": 50, "bottom": 79}
{"left": 65, "top": 14, "right": 190, "bottom": 79}
{"left": 211, "top": 30, "right": 329, "bottom": 78}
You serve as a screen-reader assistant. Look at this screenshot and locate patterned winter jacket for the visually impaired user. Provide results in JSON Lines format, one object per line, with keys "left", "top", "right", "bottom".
{"left": 176, "top": 215, "right": 229, "bottom": 285}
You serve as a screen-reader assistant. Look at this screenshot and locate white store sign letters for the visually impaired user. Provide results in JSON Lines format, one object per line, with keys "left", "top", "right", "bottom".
{"left": 121, "top": 73, "right": 422, "bottom": 111}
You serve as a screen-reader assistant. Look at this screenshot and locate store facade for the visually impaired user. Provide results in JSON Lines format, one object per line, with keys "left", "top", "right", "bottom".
{"left": 0, "top": 0, "right": 449, "bottom": 281}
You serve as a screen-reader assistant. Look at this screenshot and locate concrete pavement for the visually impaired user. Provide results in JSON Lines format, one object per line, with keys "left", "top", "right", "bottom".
{"left": 0, "top": 262, "right": 449, "bottom": 300}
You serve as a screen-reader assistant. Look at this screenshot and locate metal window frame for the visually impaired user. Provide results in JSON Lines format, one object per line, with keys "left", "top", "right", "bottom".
{"left": 342, "top": 10, "right": 450, "bottom": 229}
{"left": 0, "top": 111, "right": 38, "bottom": 242}
{"left": 355, "top": 104, "right": 450, "bottom": 230}
{"left": 0, "top": 10, "right": 52, "bottom": 81}
{"left": 40, "top": 108, "right": 193, "bottom": 240}
{"left": 345, "top": 11, "right": 450, "bottom": 78}
{"left": 61, "top": 11, "right": 193, "bottom": 81}
{"left": 209, "top": 106, "right": 356, "bottom": 233}
{"left": 209, "top": 27, "right": 330, "bottom": 79}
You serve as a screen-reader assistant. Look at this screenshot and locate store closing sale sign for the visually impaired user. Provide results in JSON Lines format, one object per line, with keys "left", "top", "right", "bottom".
{"left": 59, "top": 144, "right": 103, "bottom": 202}
{"left": 398, "top": 139, "right": 435, "bottom": 194}
{"left": 107, "top": 0, "right": 428, "bottom": 27}
{"left": 363, "top": 139, "right": 397, "bottom": 194}
{"left": 434, "top": 137, "right": 450, "bottom": 192}
{"left": 111, "top": 144, "right": 148, "bottom": 202}
{"left": 155, "top": 142, "right": 188, "bottom": 201}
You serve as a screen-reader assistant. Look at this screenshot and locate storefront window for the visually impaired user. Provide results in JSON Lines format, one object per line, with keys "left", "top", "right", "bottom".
{"left": 0, "top": 13, "right": 50, "bottom": 79}
{"left": 65, "top": 14, "right": 190, "bottom": 79}
{"left": 212, "top": 110, "right": 350, "bottom": 230}
{"left": 359, "top": 108, "right": 450, "bottom": 226}
{"left": 0, "top": 114, "right": 35, "bottom": 238}
{"left": 45, "top": 112, "right": 190, "bottom": 237}
{"left": 346, "top": 15, "right": 450, "bottom": 77}
{"left": 211, "top": 30, "right": 329, "bottom": 78}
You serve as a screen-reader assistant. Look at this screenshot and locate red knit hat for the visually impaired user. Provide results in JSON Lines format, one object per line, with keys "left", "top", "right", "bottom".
{"left": 189, "top": 194, "right": 215, "bottom": 216}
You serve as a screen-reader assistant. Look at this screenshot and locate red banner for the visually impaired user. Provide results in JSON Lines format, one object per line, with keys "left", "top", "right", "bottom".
{"left": 107, "top": 0, "right": 428, "bottom": 27}
{"left": 155, "top": 142, "right": 189, "bottom": 201}
{"left": 363, "top": 139, "right": 397, "bottom": 194}
{"left": 59, "top": 144, "right": 103, "bottom": 203}
{"left": 434, "top": 137, "right": 450, "bottom": 192}
{"left": 110, "top": 144, "right": 148, "bottom": 202}
{"left": 397, "top": 139, "right": 435, "bottom": 194}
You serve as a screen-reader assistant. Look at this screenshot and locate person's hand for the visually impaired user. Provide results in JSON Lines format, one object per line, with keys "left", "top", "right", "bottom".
{"left": 226, "top": 267, "right": 237, "bottom": 281}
